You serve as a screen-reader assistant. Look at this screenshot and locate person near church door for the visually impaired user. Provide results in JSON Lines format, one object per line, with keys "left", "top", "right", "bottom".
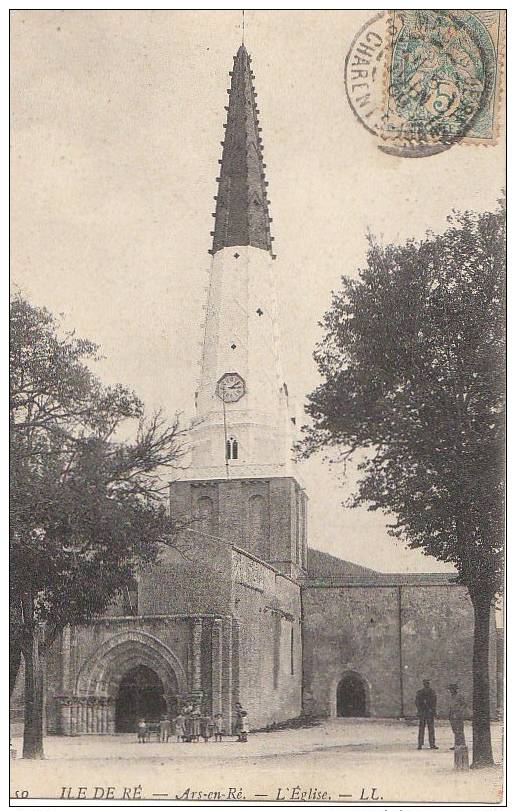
{"left": 200, "top": 712, "right": 213, "bottom": 742}
{"left": 173, "top": 712, "right": 185, "bottom": 742}
{"left": 234, "top": 702, "right": 243, "bottom": 737}
{"left": 447, "top": 683, "right": 467, "bottom": 748}
{"left": 238, "top": 710, "right": 249, "bottom": 742}
{"left": 191, "top": 706, "right": 201, "bottom": 742}
{"left": 137, "top": 718, "right": 148, "bottom": 743}
{"left": 416, "top": 679, "right": 438, "bottom": 749}
{"left": 214, "top": 713, "right": 225, "bottom": 741}
{"left": 159, "top": 715, "right": 171, "bottom": 742}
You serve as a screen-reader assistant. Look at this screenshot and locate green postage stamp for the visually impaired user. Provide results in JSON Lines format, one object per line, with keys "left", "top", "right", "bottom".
{"left": 345, "top": 10, "right": 505, "bottom": 157}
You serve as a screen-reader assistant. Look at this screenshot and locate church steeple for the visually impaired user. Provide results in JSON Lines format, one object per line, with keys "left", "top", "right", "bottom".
{"left": 186, "top": 43, "right": 293, "bottom": 481}
{"left": 211, "top": 45, "right": 274, "bottom": 256}
{"left": 171, "top": 41, "right": 307, "bottom": 577}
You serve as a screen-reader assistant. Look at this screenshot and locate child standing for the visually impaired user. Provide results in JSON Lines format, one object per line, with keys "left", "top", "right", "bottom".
{"left": 159, "top": 715, "right": 171, "bottom": 743}
{"left": 191, "top": 707, "right": 201, "bottom": 742}
{"left": 214, "top": 713, "right": 224, "bottom": 742}
{"left": 200, "top": 713, "right": 211, "bottom": 743}
{"left": 137, "top": 718, "right": 147, "bottom": 743}
{"left": 173, "top": 713, "right": 185, "bottom": 742}
{"left": 238, "top": 711, "right": 249, "bottom": 743}
{"left": 207, "top": 715, "right": 215, "bottom": 741}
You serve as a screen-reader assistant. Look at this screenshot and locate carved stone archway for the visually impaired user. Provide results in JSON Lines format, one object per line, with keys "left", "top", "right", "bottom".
{"left": 58, "top": 631, "right": 187, "bottom": 735}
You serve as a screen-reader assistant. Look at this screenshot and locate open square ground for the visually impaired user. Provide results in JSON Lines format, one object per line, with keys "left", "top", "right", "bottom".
{"left": 10, "top": 719, "right": 503, "bottom": 804}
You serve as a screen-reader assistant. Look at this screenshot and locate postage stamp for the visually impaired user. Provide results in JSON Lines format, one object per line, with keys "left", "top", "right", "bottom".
{"left": 345, "top": 10, "right": 505, "bottom": 157}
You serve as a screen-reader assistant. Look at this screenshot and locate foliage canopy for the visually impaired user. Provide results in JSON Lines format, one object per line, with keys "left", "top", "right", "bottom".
{"left": 301, "top": 203, "right": 505, "bottom": 600}
{"left": 10, "top": 293, "right": 186, "bottom": 648}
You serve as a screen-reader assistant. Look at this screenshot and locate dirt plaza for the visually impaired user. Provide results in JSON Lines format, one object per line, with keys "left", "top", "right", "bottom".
{"left": 10, "top": 719, "right": 503, "bottom": 804}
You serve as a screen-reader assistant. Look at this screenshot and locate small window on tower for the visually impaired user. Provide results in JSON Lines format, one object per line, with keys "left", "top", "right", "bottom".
{"left": 226, "top": 437, "right": 238, "bottom": 460}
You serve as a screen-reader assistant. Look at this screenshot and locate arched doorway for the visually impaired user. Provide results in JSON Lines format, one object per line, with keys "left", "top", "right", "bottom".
{"left": 115, "top": 665, "right": 170, "bottom": 732}
{"left": 336, "top": 673, "right": 368, "bottom": 717}
{"left": 73, "top": 630, "right": 187, "bottom": 735}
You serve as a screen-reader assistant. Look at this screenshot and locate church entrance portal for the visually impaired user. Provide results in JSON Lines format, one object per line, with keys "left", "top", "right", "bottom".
{"left": 115, "top": 665, "right": 170, "bottom": 732}
{"left": 336, "top": 673, "right": 368, "bottom": 717}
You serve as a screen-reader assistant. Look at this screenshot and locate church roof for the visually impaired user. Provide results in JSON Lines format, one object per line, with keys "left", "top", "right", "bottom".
{"left": 305, "top": 549, "right": 457, "bottom": 586}
{"left": 210, "top": 44, "right": 274, "bottom": 255}
{"left": 307, "top": 548, "right": 379, "bottom": 579}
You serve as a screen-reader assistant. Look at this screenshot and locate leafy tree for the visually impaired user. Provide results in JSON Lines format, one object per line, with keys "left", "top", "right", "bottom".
{"left": 300, "top": 202, "right": 504, "bottom": 768}
{"left": 10, "top": 295, "right": 187, "bottom": 759}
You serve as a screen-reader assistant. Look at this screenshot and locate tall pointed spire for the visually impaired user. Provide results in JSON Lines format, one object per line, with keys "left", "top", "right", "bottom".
{"left": 211, "top": 45, "right": 274, "bottom": 255}
{"left": 183, "top": 40, "right": 297, "bottom": 484}
{"left": 172, "top": 41, "right": 307, "bottom": 579}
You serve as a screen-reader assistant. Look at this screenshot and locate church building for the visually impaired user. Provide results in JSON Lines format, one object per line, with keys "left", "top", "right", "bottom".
{"left": 23, "top": 44, "right": 497, "bottom": 736}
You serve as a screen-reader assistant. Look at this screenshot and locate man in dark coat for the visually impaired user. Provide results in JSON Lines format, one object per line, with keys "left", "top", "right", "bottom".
{"left": 234, "top": 702, "right": 243, "bottom": 737}
{"left": 415, "top": 679, "right": 439, "bottom": 749}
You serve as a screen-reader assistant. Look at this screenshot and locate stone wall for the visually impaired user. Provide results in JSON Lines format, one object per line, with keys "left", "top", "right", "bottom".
{"left": 302, "top": 585, "right": 401, "bottom": 717}
{"left": 137, "top": 540, "right": 304, "bottom": 730}
{"left": 169, "top": 477, "right": 307, "bottom": 574}
{"left": 37, "top": 539, "right": 303, "bottom": 735}
{"left": 302, "top": 579, "right": 497, "bottom": 719}
{"left": 399, "top": 585, "right": 497, "bottom": 718}
{"left": 138, "top": 539, "right": 233, "bottom": 616}
{"left": 230, "top": 547, "right": 302, "bottom": 729}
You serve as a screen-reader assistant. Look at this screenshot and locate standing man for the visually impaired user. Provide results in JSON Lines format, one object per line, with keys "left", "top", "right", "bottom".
{"left": 234, "top": 702, "right": 243, "bottom": 738}
{"left": 415, "top": 679, "right": 439, "bottom": 750}
{"left": 447, "top": 683, "right": 467, "bottom": 749}
{"left": 191, "top": 705, "right": 201, "bottom": 742}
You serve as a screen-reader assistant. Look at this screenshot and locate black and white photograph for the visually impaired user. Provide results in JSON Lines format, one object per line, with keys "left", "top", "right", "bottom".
{"left": 10, "top": 9, "right": 506, "bottom": 805}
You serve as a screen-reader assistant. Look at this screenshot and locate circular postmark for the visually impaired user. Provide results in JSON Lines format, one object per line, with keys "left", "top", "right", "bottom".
{"left": 345, "top": 10, "right": 496, "bottom": 157}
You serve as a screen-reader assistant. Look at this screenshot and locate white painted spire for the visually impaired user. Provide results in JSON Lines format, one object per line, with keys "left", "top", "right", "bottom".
{"left": 182, "top": 46, "right": 296, "bottom": 481}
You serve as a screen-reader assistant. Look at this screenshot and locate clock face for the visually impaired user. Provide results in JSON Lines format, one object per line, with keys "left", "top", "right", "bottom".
{"left": 216, "top": 372, "right": 246, "bottom": 403}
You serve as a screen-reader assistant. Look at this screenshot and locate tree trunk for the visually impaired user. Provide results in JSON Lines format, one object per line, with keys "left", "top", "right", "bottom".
{"left": 22, "top": 627, "right": 45, "bottom": 759}
{"left": 10, "top": 638, "right": 22, "bottom": 698}
{"left": 470, "top": 589, "right": 494, "bottom": 768}
{"left": 10, "top": 598, "right": 24, "bottom": 697}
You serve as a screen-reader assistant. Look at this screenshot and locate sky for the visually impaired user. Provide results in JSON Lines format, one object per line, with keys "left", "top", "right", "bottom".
{"left": 10, "top": 10, "right": 505, "bottom": 573}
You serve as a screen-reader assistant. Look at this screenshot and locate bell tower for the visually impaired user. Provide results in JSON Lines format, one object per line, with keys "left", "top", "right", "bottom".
{"left": 170, "top": 44, "right": 307, "bottom": 578}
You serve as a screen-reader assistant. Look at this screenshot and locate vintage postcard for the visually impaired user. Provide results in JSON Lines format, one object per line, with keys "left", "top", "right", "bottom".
{"left": 10, "top": 9, "right": 506, "bottom": 806}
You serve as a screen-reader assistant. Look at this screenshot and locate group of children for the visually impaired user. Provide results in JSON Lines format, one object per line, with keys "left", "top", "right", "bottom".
{"left": 173, "top": 710, "right": 226, "bottom": 743}
{"left": 136, "top": 706, "right": 249, "bottom": 743}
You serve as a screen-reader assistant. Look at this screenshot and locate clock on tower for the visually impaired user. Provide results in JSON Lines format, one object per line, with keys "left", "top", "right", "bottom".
{"left": 216, "top": 372, "right": 246, "bottom": 403}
